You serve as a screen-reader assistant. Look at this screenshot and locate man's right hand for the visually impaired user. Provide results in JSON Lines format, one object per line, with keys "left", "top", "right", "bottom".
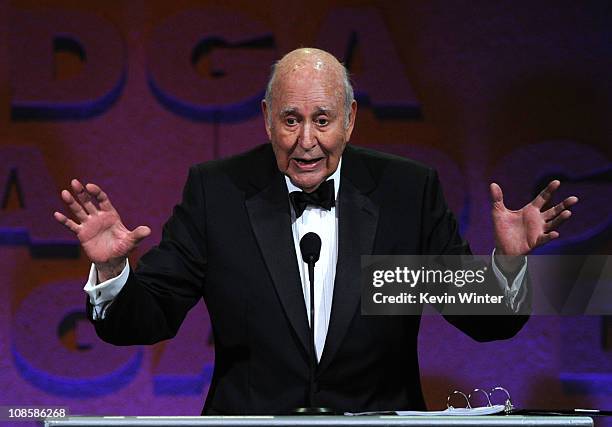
{"left": 54, "top": 179, "right": 151, "bottom": 282}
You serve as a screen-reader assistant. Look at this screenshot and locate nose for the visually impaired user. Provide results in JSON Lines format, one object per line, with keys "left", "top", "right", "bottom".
{"left": 297, "top": 122, "right": 317, "bottom": 150}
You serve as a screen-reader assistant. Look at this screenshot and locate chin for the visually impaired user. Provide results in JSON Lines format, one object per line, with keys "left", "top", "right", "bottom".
{"left": 291, "top": 175, "right": 323, "bottom": 192}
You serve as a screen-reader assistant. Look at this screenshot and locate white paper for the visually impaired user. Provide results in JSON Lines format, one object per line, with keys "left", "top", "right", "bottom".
{"left": 345, "top": 405, "right": 506, "bottom": 416}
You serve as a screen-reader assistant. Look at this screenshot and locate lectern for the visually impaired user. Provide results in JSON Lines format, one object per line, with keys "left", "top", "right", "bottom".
{"left": 43, "top": 415, "right": 594, "bottom": 427}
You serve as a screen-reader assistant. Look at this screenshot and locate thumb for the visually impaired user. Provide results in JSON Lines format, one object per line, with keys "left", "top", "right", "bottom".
{"left": 130, "top": 225, "right": 151, "bottom": 245}
{"left": 489, "top": 182, "right": 505, "bottom": 209}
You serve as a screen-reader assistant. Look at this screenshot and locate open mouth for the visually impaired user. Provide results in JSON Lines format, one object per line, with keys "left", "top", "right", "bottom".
{"left": 293, "top": 157, "right": 324, "bottom": 166}
{"left": 293, "top": 157, "right": 324, "bottom": 170}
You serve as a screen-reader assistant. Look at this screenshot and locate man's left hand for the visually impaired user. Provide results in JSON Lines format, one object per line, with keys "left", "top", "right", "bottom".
{"left": 490, "top": 180, "right": 578, "bottom": 267}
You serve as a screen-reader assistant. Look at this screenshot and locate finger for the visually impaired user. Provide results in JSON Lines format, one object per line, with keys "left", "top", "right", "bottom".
{"left": 531, "top": 180, "right": 560, "bottom": 210}
{"left": 564, "top": 195, "right": 579, "bottom": 206}
{"left": 543, "top": 196, "right": 578, "bottom": 220}
{"left": 53, "top": 211, "right": 81, "bottom": 234}
{"left": 71, "top": 179, "right": 98, "bottom": 215}
{"left": 61, "top": 189, "right": 89, "bottom": 222}
{"left": 536, "top": 231, "right": 559, "bottom": 246}
{"left": 545, "top": 210, "right": 572, "bottom": 232}
{"left": 85, "top": 183, "right": 115, "bottom": 212}
{"left": 489, "top": 182, "right": 505, "bottom": 209}
{"left": 130, "top": 226, "right": 151, "bottom": 245}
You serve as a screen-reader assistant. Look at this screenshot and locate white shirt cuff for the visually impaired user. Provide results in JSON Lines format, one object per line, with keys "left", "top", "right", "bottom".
{"left": 83, "top": 261, "right": 130, "bottom": 320}
{"left": 491, "top": 249, "right": 528, "bottom": 312}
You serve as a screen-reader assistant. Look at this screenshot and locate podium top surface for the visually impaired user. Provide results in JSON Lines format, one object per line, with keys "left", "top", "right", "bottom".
{"left": 44, "top": 415, "right": 594, "bottom": 427}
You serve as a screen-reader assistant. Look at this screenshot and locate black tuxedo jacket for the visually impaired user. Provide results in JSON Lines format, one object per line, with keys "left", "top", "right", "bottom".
{"left": 90, "top": 144, "right": 527, "bottom": 414}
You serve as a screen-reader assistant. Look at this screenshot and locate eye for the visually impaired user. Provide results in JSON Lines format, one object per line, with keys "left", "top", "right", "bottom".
{"left": 315, "top": 117, "right": 329, "bottom": 126}
{"left": 285, "top": 117, "right": 298, "bottom": 126}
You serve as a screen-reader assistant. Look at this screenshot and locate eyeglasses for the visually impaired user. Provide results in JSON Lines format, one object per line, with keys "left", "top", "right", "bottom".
{"left": 447, "top": 386, "right": 514, "bottom": 414}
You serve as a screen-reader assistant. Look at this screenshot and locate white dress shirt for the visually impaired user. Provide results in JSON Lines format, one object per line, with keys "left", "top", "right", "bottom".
{"left": 285, "top": 160, "right": 341, "bottom": 362}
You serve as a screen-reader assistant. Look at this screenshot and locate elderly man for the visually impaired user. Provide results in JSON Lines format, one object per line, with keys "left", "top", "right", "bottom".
{"left": 54, "top": 48, "right": 576, "bottom": 414}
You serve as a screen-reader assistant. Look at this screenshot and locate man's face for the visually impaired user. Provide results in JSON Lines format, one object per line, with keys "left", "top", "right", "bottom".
{"left": 263, "top": 66, "right": 356, "bottom": 193}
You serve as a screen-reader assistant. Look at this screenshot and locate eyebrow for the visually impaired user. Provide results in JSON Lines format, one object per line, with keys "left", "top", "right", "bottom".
{"left": 279, "top": 106, "right": 335, "bottom": 116}
{"left": 313, "top": 107, "right": 334, "bottom": 116}
{"left": 280, "top": 107, "right": 299, "bottom": 117}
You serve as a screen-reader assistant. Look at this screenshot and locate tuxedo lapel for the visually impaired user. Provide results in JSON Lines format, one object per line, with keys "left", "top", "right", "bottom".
{"left": 245, "top": 166, "right": 311, "bottom": 358}
{"left": 318, "top": 146, "right": 379, "bottom": 374}
{"left": 242, "top": 144, "right": 380, "bottom": 371}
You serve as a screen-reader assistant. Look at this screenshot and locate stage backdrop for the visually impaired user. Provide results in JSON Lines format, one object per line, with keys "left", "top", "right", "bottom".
{"left": 0, "top": 1, "right": 611, "bottom": 426}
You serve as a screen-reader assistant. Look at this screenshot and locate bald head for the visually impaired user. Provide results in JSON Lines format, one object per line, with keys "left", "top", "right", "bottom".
{"left": 264, "top": 48, "right": 354, "bottom": 128}
{"left": 261, "top": 47, "right": 357, "bottom": 192}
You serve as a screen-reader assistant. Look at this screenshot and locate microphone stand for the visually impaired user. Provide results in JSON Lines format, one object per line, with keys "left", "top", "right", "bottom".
{"left": 307, "top": 255, "right": 317, "bottom": 409}
{"left": 294, "top": 233, "right": 334, "bottom": 415}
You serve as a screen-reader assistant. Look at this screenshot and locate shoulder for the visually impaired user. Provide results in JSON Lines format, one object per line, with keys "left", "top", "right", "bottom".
{"left": 191, "top": 143, "right": 274, "bottom": 174}
{"left": 186, "top": 143, "right": 278, "bottom": 194}
{"left": 343, "top": 145, "right": 437, "bottom": 188}
{"left": 345, "top": 145, "right": 434, "bottom": 175}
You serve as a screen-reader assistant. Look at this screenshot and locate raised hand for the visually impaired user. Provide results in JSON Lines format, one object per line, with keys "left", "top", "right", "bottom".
{"left": 490, "top": 180, "right": 578, "bottom": 264}
{"left": 54, "top": 179, "right": 151, "bottom": 282}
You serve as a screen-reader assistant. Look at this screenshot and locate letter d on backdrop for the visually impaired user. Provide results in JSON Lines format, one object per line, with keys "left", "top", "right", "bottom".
{"left": 9, "top": 9, "right": 125, "bottom": 120}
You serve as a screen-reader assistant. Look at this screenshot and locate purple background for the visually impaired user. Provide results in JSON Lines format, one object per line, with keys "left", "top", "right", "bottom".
{"left": 0, "top": 1, "right": 611, "bottom": 425}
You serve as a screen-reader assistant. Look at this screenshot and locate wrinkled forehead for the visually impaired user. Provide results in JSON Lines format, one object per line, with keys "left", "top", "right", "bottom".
{"left": 272, "top": 61, "right": 345, "bottom": 108}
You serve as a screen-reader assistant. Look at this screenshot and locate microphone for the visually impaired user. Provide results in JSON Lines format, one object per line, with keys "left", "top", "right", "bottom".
{"left": 300, "top": 232, "right": 321, "bottom": 264}
{"left": 294, "top": 232, "right": 334, "bottom": 415}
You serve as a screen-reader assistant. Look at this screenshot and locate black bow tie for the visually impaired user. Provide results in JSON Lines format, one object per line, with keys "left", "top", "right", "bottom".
{"left": 289, "top": 179, "right": 335, "bottom": 218}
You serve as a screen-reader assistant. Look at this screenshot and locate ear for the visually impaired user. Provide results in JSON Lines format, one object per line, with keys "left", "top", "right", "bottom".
{"left": 344, "top": 100, "right": 358, "bottom": 141}
{"left": 261, "top": 100, "right": 272, "bottom": 140}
